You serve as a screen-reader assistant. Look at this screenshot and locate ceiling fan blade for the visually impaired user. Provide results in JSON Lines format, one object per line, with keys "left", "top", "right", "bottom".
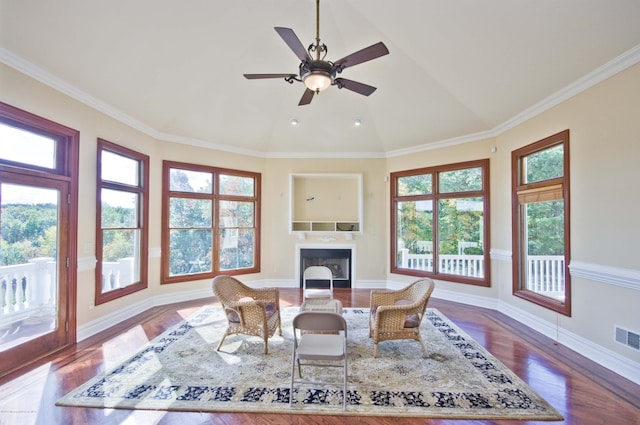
{"left": 274, "top": 27, "right": 311, "bottom": 62}
{"left": 298, "top": 88, "right": 315, "bottom": 106}
{"left": 243, "top": 73, "right": 297, "bottom": 80}
{"left": 334, "top": 42, "right": 389, "bottom": 69}
{"left": 334, "top": 78, "right": 377, "bottom": 96}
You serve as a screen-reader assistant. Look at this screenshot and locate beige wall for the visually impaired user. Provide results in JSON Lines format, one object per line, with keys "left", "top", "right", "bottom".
{"left": 2, "top": 60, "right": 639, "bottom": 366}
{"left": 263, "top": 158, "right": 388, "bottom": 283}
{"left": 491, "top": 63, "right": 640, "bottom": 360}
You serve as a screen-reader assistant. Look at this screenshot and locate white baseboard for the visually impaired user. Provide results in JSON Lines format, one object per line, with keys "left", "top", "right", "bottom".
{"left": 77, "top": 298, "right": 154, "bottom": 341}
{"left": 498, "top": 300, "right": 640, "bottom": 386}
{"left": 354, "top": 280, "right": 387, "bottom": 289}
{"left": 77, "top": 287, "right": 211, "bottom": 341}
{"left": 431, "top": 287, "right": 499, "bottom": 311}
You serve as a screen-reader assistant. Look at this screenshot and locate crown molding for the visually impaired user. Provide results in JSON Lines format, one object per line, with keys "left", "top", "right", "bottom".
{"left": 493, "top": 43, "right": 640, "bottom": 135}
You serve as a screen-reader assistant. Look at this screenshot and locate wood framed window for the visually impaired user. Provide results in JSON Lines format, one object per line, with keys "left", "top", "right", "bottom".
{"left": 391, "top": 159, "right": 490, "bottom": 286}
{"left": 161, "top": 161, "right": 261, "bottom": 284}
{"left": 95, "top": 139, "right": 149, "bottom": 305}
{"left": 511, "top": 130, "right": 571, "bottom": 316}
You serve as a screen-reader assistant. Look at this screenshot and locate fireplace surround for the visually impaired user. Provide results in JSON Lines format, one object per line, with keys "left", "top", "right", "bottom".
{"left": 297, "top": 246, "right": 354, "bottom": 289}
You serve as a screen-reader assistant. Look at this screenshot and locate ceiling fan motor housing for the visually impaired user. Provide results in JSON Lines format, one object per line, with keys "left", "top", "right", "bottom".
{"left": 300, "top": 60, "right": 337, "bottom": 91}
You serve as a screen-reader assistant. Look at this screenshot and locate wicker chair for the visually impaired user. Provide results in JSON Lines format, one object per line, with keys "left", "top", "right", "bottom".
{"left": 212, "top": 275, "right": 282, "bottom": 354}
{"left": 369, "top": 278, "right": 435, "bottom": 357}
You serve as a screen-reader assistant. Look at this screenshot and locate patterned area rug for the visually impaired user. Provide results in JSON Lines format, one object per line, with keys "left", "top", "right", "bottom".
{"left": 56, "top": 307, "right": 562, "bottom": 420}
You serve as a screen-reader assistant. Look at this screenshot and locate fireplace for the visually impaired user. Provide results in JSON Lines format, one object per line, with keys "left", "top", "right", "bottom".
{"left": 299, "top": 248, "right": 352, "bottom": 289}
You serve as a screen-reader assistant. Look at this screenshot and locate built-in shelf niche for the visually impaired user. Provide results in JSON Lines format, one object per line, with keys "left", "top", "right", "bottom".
{"left": 290, "top": 173, "right": 363, "bottom": 237}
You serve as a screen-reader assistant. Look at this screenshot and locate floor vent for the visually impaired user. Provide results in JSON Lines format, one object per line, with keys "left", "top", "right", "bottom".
{"left": 615, "top": 326, "right": 640, "bottom": 351}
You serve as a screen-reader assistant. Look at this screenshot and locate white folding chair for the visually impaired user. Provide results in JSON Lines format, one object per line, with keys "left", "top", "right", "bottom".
{"left": 289, "top": 312, "right": 348, "bottom": 410}
{"left": 302, "top": 266, "right": 334, "bottom": 300}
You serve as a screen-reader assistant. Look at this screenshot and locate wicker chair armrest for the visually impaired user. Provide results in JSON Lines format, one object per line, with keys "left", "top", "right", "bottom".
{"left": 243, "top": 286, "right": 279, "bottom": 302}
{"left": 375, "top": 303, "right": 422, "bottom": 317}
{"left": 370, "top": 289, "right": 404, "bottom": 307}
{"left": 374, "top": 306, "right": 419, "bottom": 331}
{"left": 225, "top": 298, "right": 259, "bottom": 308}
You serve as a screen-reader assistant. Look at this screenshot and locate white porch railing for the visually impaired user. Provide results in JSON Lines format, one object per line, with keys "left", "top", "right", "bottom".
{"left": 101, "top": 257, "right": 136, "bottom": 292}
{"left": 526, "top": 255, "right": 565, "bottom": 297}
{"left": 399, "top": 249, "right": 565, "bottom": 295}
{"left": 2, "top": 252, "right": 565, "bottom": 326}
{"left": 0, "top": 257, "right": 57, "bottom": 325}
{"left": 1, "top": 256, "right": 136, "bottom": 326}
{"left": 400, "top": 249, "right": 484, "bottom": 277}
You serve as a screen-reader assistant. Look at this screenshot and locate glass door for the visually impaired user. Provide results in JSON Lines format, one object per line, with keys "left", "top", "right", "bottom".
{"left": 0, "top": 173, "right": 69, "bottom": 375}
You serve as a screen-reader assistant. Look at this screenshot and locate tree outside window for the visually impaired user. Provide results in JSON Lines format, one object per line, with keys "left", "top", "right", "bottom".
{"left": 161, "top": 162, "right": 260, "bottom": 284}
{"left": 511, "top": 130, "right": 571, "bottom": 316}
{"left": 391, "top": 159, "right": 490, "bottom": 286}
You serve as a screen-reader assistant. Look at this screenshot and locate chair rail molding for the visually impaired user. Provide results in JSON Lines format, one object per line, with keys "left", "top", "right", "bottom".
{"left": 569, "top": 261, "right": 640, "bottom": 292}
{"left": 490, "top": 249, "right": 512, "bottom": 262}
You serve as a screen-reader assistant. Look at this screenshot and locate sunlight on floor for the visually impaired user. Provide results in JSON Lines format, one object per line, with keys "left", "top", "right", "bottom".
{"left": 102, "top": 325, "right": 150, "bottom": 370}
{"left": 525, "top": 351, "right": 568, "bottom": 413}
{"left": 177, "top": 306, "right": 204, "bottom": 320}
{"left": 103, "top": 407, "right": 168, "bottom": 424}
{"left": 0, "top": 362, "right": 51, "bottom": 425}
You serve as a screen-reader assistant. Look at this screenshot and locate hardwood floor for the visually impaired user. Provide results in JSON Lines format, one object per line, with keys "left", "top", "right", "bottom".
{"left": 1, "top": 288, "right": 638, "bottom": 425}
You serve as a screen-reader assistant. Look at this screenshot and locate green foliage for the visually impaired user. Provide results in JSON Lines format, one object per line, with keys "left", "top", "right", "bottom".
{"left": 102, "top": 229, "right": 136, "bottom": 262}
{"left": 526, "top": 145, "right": 563, "bottom": 183}
{"left": 526, "top": 201, "right": 564, "bottom": 255}
{"left": 169, "top": 229, "right": 212, "bottom": 275}
{"left": 397, "top": 201, "right": 433, "bottom": 253}
{"left": 396, "top": 167, "right": 486, "bottom": 257}
{"left": 220, "top": 229, "right": 255, "bottom": 270}
{"left": 397, "top": 198, "right": 483, "bottom": 256}
{"left": 166, "top": 170, "right": 257, "bottom": 275}
{"left": 438, "top": 198, "right": 483, "bottom": 254}
{"left": 220, "top": 174, "right": 254, "bottom": 196}
{"left": 524, "top": 145, "right": 565, "bottom": 255}
{"left": 1, "top": 204, "right": 57, "bottom": 265}
{"left": 102, "top": 205, "right": 136, "bottom": 228}
{"left": 397, "top": 174, "right": 432, "bottom": 195}
{"left": 439, "top": 167, "right": 482, "bottom": 193}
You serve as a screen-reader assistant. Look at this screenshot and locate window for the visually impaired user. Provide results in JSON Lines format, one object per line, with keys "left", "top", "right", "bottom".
{"left": 391, "top": 159, "right": 490, "bottom": 286}
{"left": 511, "top": 130, "right": 571, "bottom": 316}
{"left": 96, "top": 139, "right": 149, "bottom": 304}
{"left": 161, "top": 161, "right": 260, "bottom": 283}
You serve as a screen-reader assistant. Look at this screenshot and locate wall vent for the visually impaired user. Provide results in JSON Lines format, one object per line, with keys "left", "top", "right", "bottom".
{"left": 615, "top": 326, "right": 640, "bottom": 351}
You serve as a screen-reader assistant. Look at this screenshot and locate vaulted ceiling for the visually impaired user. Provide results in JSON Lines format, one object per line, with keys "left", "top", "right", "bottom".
{"left": 2, "top": 0, "right": 640, "bottom": 157}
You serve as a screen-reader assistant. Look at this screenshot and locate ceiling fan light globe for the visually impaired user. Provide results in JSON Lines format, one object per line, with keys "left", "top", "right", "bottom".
{"left": 303, "top": 71, "right": 332, "bottom": 92}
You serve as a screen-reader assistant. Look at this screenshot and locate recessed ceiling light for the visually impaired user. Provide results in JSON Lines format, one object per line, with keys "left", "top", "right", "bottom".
{"left": 354, "top": 118, "right": 362, "bottom": 126}
{"left": 290, "top": 118, "right": 299, "bottom": 126}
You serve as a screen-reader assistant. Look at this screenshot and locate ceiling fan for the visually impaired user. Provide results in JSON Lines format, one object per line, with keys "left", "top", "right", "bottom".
{"left": 243, "top": 0, "right": 389, "bottom": 106}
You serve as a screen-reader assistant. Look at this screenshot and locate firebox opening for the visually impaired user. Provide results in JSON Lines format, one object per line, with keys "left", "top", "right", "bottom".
{"left": 300, "top": 248, "right": 352, "bottom": 289}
